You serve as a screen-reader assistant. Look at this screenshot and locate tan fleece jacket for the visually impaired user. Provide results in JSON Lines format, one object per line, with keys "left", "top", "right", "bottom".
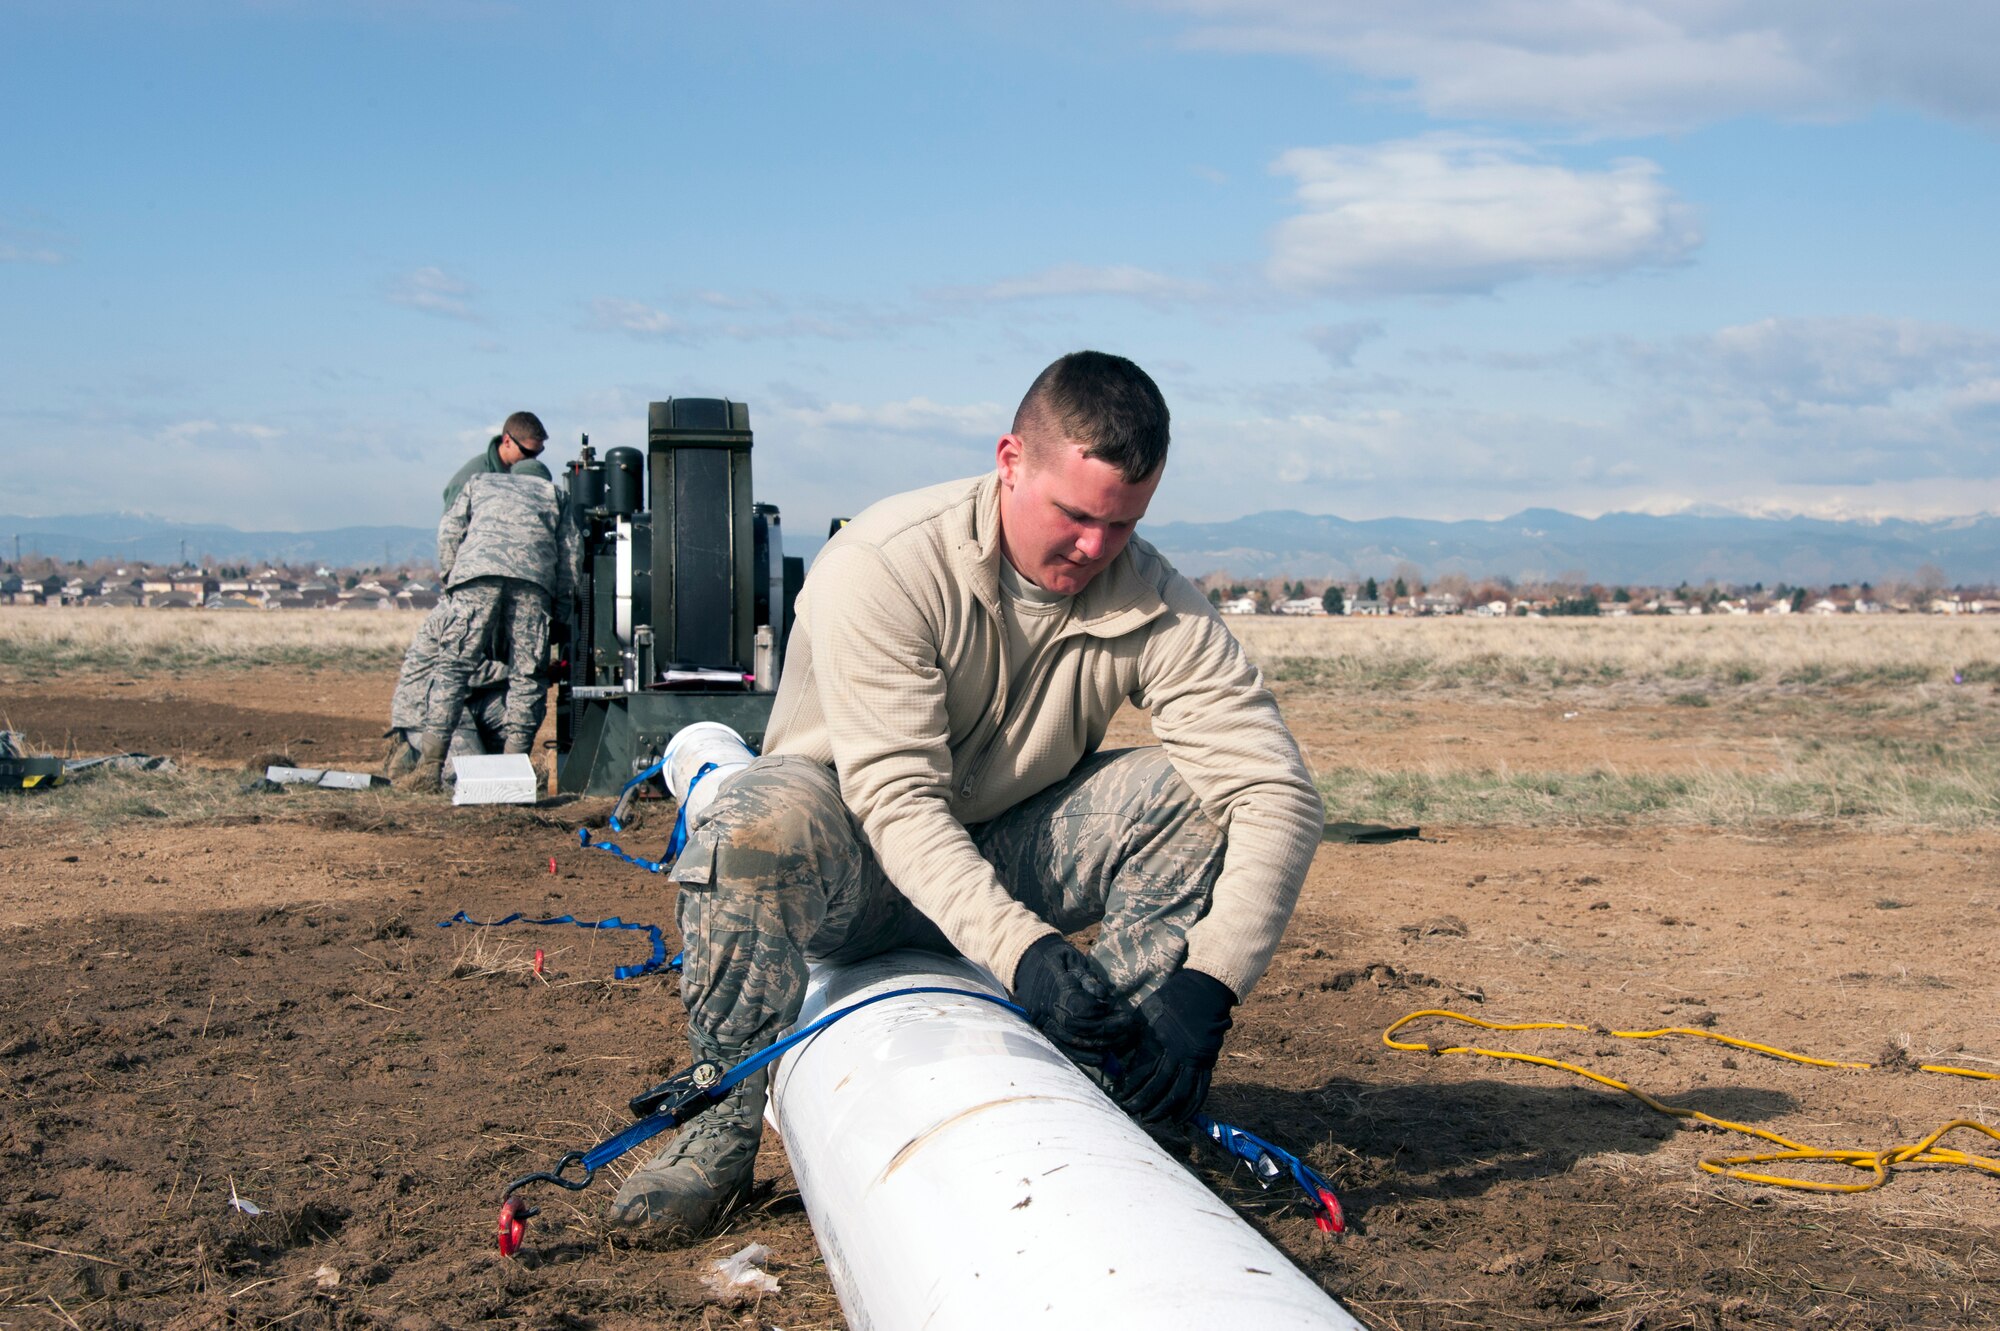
{"left": 765, "top": 473, "right": 1324, "bottom": 1000}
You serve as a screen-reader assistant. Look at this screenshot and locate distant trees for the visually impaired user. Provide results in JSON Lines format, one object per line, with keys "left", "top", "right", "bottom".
{"left": 1362, "top": 576, "right": 1379, "bottom": 602}
{"left": 1550, "top": 594, "right": 1600, "bottom": 616}
{"left": 1914, "top": 563, "right": 1948, "bottom": 609}
{"left": 1322, "top": 584, "right": 1345, "bottom": 615}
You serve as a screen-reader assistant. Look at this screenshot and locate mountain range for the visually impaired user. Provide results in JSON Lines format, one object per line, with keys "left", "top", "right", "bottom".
{"left": 1, "top": 513, "right": 436, "bottom": 570}
{"left": 1139, "top": 507, "right": 2000, "bottom": 586}
{"left": 7, "top": 507, "right": 2000, "bottom": 587}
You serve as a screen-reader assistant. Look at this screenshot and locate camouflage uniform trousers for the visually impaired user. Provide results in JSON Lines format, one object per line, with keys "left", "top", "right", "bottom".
{"left": 666, "top": 745, "right": 1226, "bottom": 1060}
{"left": 388, "top": 604, "right": 511, "bottom": 764}
{"left": 419, "top": 576, "right": 551, "bottom": 745}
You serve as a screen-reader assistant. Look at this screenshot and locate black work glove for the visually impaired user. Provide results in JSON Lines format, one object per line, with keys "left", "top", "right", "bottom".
{"left": 1116, "top": 968, "right": 1237, "bottom": 1127}
{"left": 1011, "top": 935, "right": 1140, "bottom": 1066}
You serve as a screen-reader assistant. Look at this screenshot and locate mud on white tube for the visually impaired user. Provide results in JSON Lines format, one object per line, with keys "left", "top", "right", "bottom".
{"left": 767, "top": 950, "right": 1365, "bottom": 1331}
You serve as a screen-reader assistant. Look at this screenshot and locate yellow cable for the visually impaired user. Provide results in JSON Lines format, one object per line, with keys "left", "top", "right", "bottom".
{"left": 1383, "top": 1009, "right": 2000, "bottom": 1196}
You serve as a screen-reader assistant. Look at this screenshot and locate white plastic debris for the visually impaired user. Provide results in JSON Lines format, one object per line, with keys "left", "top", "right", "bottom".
{"left": 704, "top": 1242, "right": 780, "bottom": 1299}
{"left": 227, "top": 1179, "right": 262, "bottom": 1216}
{"left": 451, "top": 753, "right": 539, "bottom": 805}
{"left": 266, "top": 765, "right": 384, "bottom": 790}
{"left": 313, "top": 1264, "right": 341, "bottom": 1289}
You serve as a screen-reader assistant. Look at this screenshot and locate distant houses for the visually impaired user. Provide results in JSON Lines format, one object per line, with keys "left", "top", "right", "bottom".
{"left": 0, "top": 563, "right": 445, "bottom": 610}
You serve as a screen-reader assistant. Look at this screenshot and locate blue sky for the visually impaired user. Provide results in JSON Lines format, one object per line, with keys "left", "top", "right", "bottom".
{"left": 3, "top": 1, "right": 1997, "bottom": 534}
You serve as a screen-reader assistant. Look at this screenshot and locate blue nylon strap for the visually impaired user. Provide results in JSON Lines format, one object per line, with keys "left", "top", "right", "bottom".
{"left": 713, "top": 986, "right": 1026, "bottom": 1096}
{"left": 608, "top": 756, "right": 669, "bottom": 834}
{"left": 575, "top": 987, "right": 1023, "bottom": 1178}
{"left": 1193, "top": 1113, "right": 1341, "bottom": 1225}
{"left": 580, "top": 1112, "right": 683, "bottom": 1172}
{"left": 581, "top": 760, "right": 724, "bottom": 874}
{"left": 507, "top": 980, "right": 1337, "bottom": 1234}
{"left": 663, "top": 762, "right": 720, "bottom": 861}
{"left": 436, "top": 909, "right": 671, "bottom": 981}
{"left": 576, "top": 826, "right": 672, "bottom": 874}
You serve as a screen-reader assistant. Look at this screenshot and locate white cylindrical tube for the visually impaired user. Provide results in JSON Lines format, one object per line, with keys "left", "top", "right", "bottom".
{"left": 767, "top": 950, "right": 1365, "bottom": 1331}
{"left": 613, "top": 517, "right": 633, "bottom": 650}
{"left": 662, "top": 722, "right": 753, "bottom": 824}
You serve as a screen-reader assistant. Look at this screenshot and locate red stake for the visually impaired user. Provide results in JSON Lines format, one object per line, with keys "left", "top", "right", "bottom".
{"left": 532, "top": 949, "right": 545, "bottom": 978}
{"left": 548, "top": 856, "right": 558, "bottom": 876}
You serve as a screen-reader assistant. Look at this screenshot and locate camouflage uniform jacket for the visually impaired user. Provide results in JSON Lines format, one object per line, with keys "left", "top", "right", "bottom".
{"left": 442, "top": 438, "right": 508, "bottom": 509}
{"left": 437, "top": 472, "right": 580, "bottom": 606}
{"left": 765, "top": 472, "right": 1324, "bottom": 1000}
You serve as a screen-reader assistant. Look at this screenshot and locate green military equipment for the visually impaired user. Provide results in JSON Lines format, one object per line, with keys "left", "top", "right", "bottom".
{"left": 554, "top": 399, "right": 804, "bottom": 795}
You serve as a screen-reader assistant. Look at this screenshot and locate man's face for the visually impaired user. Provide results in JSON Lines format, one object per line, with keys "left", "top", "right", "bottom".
{"left": 498, "top": 433, "right": 545, "bottom": 466}
{"left": 995, "top": 432, "right": 1162, "bottom": 596}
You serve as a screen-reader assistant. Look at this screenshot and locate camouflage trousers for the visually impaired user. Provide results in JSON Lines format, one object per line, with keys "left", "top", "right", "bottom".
{"left": 666, "top": 746, "right": 1226, "bottom": 1057}
{"left": 419, "top": 576, "right": 551, "bottom": 744}
{"left": 388, "top": 602, "right": 512, "bottom": 768}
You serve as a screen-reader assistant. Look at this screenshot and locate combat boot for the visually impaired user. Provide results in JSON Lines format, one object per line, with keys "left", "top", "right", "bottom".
{"left": 381, "top": 730, "right": 420, "bottom": 779}
{"left": 606, "top": 1038, "right": 765, "bottom": 1236}
{"left": 393, "top": 733, "right": 450, "bottom": 793}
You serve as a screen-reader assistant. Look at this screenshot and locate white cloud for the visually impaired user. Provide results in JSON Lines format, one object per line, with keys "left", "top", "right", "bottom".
{"left": 776, "top": 396, "right": 1003, "bottom": 437}
{"left": 1268, "top": 135, "right": 1699, "bottom": 296}
{"left": 586, "top": 291, "right": 935, "bottom": 343}
{"left": 1149, "top": 313, "right": 2000, "bottom": 522}
{"left": 386, "top": 266, "right": 481, "bottom": 321}
{"left": 1946, "top": 376, "right": 2000, "bottom": 426}
{"left": 162, "top": 419, "right": 284, "bottom": 449}
{"left": 1306, "top": 320, "right": 1384, "bottom": 368}
{"left": 585, "top": 297, "right": 687, "bottom": 340}
{"left": 0, "top": 242, "right": 63, "bottom": 264}
{"left": 1629, "top": 316, "right": 2000, "bottom": 410}
{"left": 1155, "top": 1, "right": 2000, "bottom": 134}
{"left": 934, "top": 263, "right": 1213, "bottom": 305}
{"left": 0, "top": 218, "right": 67, "bottom": 264}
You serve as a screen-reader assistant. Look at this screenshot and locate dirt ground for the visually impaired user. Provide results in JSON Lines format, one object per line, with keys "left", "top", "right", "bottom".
{"left": 1, "top": 665, "right": 1996, "bottom": 1330}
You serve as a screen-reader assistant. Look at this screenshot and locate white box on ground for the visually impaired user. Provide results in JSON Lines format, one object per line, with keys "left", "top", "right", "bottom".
{"left": 451, "top": 754, "right": 539, "bottom": 805}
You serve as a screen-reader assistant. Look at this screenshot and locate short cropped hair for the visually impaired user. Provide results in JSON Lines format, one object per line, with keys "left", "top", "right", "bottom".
{"left": 1012, "top": 351, "right": 1169, "bottom": 484}
{"left": 502, "top": 410, "right": 548, "bottom": 445}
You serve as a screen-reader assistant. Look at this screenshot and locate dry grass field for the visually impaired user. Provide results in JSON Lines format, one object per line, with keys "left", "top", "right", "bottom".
{"left": 1, "top": 606, "right": 1997, "bottom": 1329}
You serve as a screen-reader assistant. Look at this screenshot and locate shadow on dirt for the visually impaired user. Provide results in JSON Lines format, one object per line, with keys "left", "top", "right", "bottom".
{"left": 1213, "top": 1073, "right": 1798, "bottom": 1224}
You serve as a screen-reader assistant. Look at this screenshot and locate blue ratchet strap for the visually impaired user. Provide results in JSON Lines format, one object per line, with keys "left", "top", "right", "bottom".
{"left": 495, "top": 984, "right": 1342, "bottom": 1251}
{"left": 435, "top": 909, "right": 671, "bottom": 981}
{"left": 607, "top": 756, "right": 669, "bottom": 834}
{"left": 663, "top": 761, "right": 720, "bottom": 861}
{"left": 1193, "top": 1113, "right": 1347, "bottom": 1233}
{"left": 717, "top": 985, "right": 1022, "bottom": 1097}
{"left": 582, "top": 760, "right": 722, "bottom": 872}
{"left": 500, "top": 985, "right": 1024, "bottom": 1212}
